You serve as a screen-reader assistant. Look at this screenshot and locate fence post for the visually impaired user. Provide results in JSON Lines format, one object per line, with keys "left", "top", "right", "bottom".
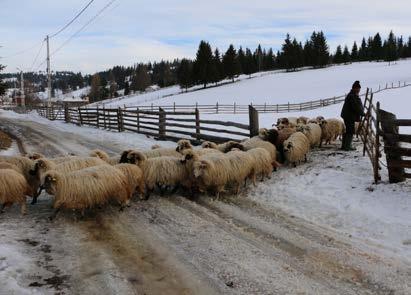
{"left": 78, "top": 107, "right": 83, "bottom": 126}
{"left": 234, "top": 102, "right": 236, "bottom": 114}
{"left": 117, "top": 107, "right": 123, "bottom": 132}
{"left": 64, "top": 103, "right": 69, "bottom": 123}
{"left": 96, "top": 106, "right": 100, "bottom": 128}
{"left": 379, "top": 108, "right": 406, "bottom": 183}
{"left": 103, "top": 106, "right": 107, "bottom": 129}
{"left": 195, "top": 108, "right": 200, "bottom": 141}
{"left": 159, "top": 107, "right": 166, "bottom": 140}
{"left": 136, "top": 107, "right": 140, "bottom": 132}
{"left": 249, "top": 105, "right": 259, "bottom": 137}
{"left": 386, "top": 83, "right": 388, "bottom": 89}
{"left": 363, "top": 93, "right": 373, "bottom": 156}
{"left": 216, "top": 102, "right": 219, "bottom": 114}
{"left": 391, "top": 82, "right": 393, "bottom": 88}
{"left": 173, "top": 102, "right": 176, "bottom": 113}
{"left": 374, "top": 102, "right": 381, "bottom": 183}
{"left": 287, "top": 102, "right": 290, "bottom": 112}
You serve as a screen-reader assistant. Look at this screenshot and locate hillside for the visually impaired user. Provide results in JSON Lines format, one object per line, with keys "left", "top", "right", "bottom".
{"left": 99, "top": 59, "right": 411, "bottom": 108}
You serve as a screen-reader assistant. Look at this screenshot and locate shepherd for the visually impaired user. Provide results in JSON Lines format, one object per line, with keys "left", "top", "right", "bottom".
{"left": 341, "top": 81, "right": 365, "bottom": 151}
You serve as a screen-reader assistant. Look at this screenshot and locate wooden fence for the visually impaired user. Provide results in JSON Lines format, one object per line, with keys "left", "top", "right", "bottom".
{"left": 36, "top": 105, "right": 259, "bottom": 144}
{"left": 358, "top": 89, "right": 382, "bottom": 183}
{"left": 378, "top": 106, "right": 411, "bottom": 183}
{"left": 95, "top": 81, "right": 410, "bottom": 114}
{"left": 359, "top": 88, "right": 411, "bottom": 184}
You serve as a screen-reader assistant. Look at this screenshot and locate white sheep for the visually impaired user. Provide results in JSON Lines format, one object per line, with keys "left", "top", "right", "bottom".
{"left": 0, "top": 156, "right": 40, "bottom": 199}
{"left": 126, "top": 151, "right": 191, "bottom": 198}
{"left": 0, "top": 167, "right": 32, "bottom": 215}
{"left": 241, "top": 137, "right": 280, "bottom": 169}
{"left": 245, "top": 148, "right": 273, "bottom": 185}
{"left": 201, "top": 140, "right": 243, "bottom": 153}
{"left": 89, "top": 149, "right": 131, "bottom": 165}
{"left": 297, "top": 116, "right": 309, "bottom": 125}
{"left": 43, "top": 165, "right": 131, "bottom": 219}
{"left": 283, "top": 132, "right": 310, "bottom": 167}
{"left": 296, "top": 123, "right": 322, "bottom": 148}
{"left": 319, "top": 118, "right": 343, "bottom": 146}
{"left": 275, "top": 117, "right": 298, "bottom": 129}
{"left": 114, "top": 163, "right": 145, "bottom": 200}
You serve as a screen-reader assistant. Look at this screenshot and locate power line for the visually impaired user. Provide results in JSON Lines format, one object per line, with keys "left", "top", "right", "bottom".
{"left": 52, "top": 0, "right": 117, "bottom": 56}
{"left": 33, "top": 0, "right": 118, "bottom": 72}
{"left": 29, "top": 39, "right": 46, "bottom": 71}
{"left": 0, "top": 40, "right": 43, "bottom": 59}
{"left": 49, "top": 0, "right": 96, "bottom": 38}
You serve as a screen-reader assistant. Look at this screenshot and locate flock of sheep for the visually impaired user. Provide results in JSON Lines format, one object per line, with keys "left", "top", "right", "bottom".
{"left": 0, "top": 115, "right": 347, "bottom": 218}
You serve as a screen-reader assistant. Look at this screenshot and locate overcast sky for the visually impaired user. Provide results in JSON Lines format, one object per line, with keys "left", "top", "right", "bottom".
{"left": 1, "top": 0, "right": 410, "bottom": 74}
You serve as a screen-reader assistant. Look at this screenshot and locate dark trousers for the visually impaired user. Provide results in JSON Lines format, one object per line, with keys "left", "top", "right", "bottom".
{"left": 343, "top": 119, "right": 355, "bottom": 135}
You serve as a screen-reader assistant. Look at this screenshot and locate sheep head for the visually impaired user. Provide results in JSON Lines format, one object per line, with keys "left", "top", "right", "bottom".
{"left": 90, "top": 149, "right": 109, "bottom": 161}
{"left": 119, "top": 150, "right": 132, "bottom": 164}
{"left": 201, "top": 141, "right": 217, "bottom": 149}
{"left": 127, "top": 151, "right": 147, "bottom": 166}
{"left": 30, "top": 159, "right": 51, "bottom": 176}
{"left": 193, "top": 160, "right": 209, "bottom": 178}
{"left": 224, "top": 141, "right": 244, "bottom": 152}
{"left": 43, "top": 172, "right": 59, "bottom": 195}
{"left": 27, "top": 152, "right": 44, "bottom": 160}
{"left": 180, "top": 150, "right": 198, "bottom": 164}
{"left": 283, "top": 142, "right": 294, "bottom": 153}
{"left": 176, "top": 139, "right": 192, "bottom": 152}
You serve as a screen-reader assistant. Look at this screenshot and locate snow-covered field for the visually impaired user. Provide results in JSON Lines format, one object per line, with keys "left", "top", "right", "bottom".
{"left": 99, "top": 59, "right": 411, "bottom": 108}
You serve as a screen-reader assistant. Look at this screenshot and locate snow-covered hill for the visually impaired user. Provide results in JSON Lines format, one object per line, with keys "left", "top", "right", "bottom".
{"left": 99, "top": 59, "right": 411, "bottom": 108}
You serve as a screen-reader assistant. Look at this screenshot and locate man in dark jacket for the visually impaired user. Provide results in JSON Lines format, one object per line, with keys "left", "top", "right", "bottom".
{"left": 341, "top": 81, "right": 365, "bottom": 151}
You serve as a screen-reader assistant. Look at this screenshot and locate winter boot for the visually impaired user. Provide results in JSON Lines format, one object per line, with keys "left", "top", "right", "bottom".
{"left": 345, "top": 134, "right": 356, "bottom": 151}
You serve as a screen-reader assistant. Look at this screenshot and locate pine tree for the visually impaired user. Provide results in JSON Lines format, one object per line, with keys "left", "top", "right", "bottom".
{"left": 384, "top": 31, "right": 398, "bottom": 64}
{"left": 358, "top": 38, "right": 368, "bottom": 61}
{"left": 342, "top": 45, "right": 351, "bottom": 64}
{"left": 333, "top": 45, "right": 343, "bottom": 64}
{"left": 108, "top": 71, "right": 118, "bottom": 98}
{"left": 89, "top": 74, "right": 102, "bottom": 102}
{"left": 397, "top": 36, "right": 405, "bottom": 58}
{"left": 254, "top": 44, "right": 263, "bottom": 72}
{"left": 351, "top": 42, "right": 359, "bottom": 61}
{"left": 0, "top": 64, "right": 6, "bottom": 96}
{"left": 264, "top": 48, "right": 276, "bottom": 70}
{"left": 124, "top": 81, "right": 130, "bottom": 95}
{"left": 222, "top": 44, "right": 240, "bottom": 82}
{"left": 212, "top": 48, "right": 223, "bottom": 84}
{"left": 237, "top": 46, "right": 246, "bottom": 74}
{"left": 131, "top": 64, "right": 151, "bottom": 92}
{"left": 303, "top": 40, "right": 314, "bottom": 67}
{"left": 193, "top": 41, "right": 214, "bottom": 88}
{"left": 371, "top": 33, "right": 383, "bottom": 60}
{"left": 243, "top": 48, "right": 256, "bottom": 76}
{"left": 177, "top": 58, "right": 193, "bottom": 91}
{"left": 314, "top": 31, "right": 330, "bottom": 67}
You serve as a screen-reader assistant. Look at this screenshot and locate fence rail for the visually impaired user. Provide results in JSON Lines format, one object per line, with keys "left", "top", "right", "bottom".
{"left": 94, "top": 80, "right": 410, "bottom": 114}
{"left": 35, "top": 104, "right": 259, "bottom": 144}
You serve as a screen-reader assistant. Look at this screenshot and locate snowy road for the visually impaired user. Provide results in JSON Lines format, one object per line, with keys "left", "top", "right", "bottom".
{"left": 0, "top": 115, "right": 410, "bottom": 295}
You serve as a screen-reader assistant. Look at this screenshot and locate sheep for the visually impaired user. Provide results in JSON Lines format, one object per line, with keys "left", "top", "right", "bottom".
{"left": 275, "top": 117, "right": 298, "bottom": 129}
{"left": 0, "top": 168, "right": 32, "bottom": 215}
{"left": 142, "top": 146, "right": 181, "bottom": 158}
{"left": 89, "top": 149, "right": 131, "bottom": 165}
{"left": 126, "top": 151, "right": 191, "bottom": 198}
{"left": 319, "top": 119, "right": 343, "bottom": 147}
{"left": 283, "top": 132, "right": 310, "bottom": 167}
{"left": 224, "top": 149, "right": 255, "bottom": 194}
{"left": 114, "top": 164, "right": 145, "bottom": 200}
{"left": 26, "top": 153, "right": 79, "bottom": 164}
{"left": 241, "top": 136, "right": 280, "bottom": 169}
{"left": 297, "top": 116, "right": 309, "bottom": 125}
{"left": 176, "top": 139, "right": 222, "bottom": 156}
{"left": 43, "top": 165, "right": 131, "bottom": 219}
{"left": 245, "top": 148, "right": 273, "bottom": 185}
{"left": 0, "top": 162, "right": 24, "bottom": 174}
{"left": 0, "top": 156, "right": 40, "bottom": 200}
{"left": 201, "top": 140, "right": 243, "bottom": 153}
{"left": 333, "top": 119, "right": 346, "bottom": 140}
{"left": 296, "top": 123, "right": 322, "bottom": 148}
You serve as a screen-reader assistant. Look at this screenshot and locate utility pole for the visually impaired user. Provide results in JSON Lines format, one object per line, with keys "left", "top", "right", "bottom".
{"left": 46, "top": 35, "right": 52, "bottom": 107}
{"left": 16, "top": 67, "right": 25, "bottom": 107}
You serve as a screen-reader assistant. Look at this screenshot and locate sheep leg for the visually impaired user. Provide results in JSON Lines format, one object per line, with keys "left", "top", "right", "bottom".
{"left": 48, "top": 208, "right": 61, "bottom": 221}
{"left": 170, "top": 184, "right": 179, "bottom": 194}
{"left": 293, "top": 162, "right": 297, "bottom": 168}
{"left": 304, "top": 154, "right": 308, "bottom": 163}
{"left": 20, "top": 201, "right": 27, "bottom": 215}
